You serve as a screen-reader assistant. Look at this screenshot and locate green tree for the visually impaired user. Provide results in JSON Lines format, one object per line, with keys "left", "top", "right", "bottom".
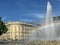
{"left": 0, "top": 17, "right": 8, "bottom": 35}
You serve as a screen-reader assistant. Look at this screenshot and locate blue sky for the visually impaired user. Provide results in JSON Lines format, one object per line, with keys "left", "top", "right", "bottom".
{"left": 0, "top": 0, "right": 60, "bottom": 23}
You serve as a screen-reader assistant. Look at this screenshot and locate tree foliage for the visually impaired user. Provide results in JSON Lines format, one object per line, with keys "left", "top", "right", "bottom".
{"left": 0, "top": 17, "right": 8, "bottom": 35}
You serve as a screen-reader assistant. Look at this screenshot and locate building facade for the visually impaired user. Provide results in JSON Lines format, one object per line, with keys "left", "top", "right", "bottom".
{"left": 53, "top": 16, "right": 60, "bottom": 23}
{"left": 0, "top": 21, "right": 39, "bottom": 41}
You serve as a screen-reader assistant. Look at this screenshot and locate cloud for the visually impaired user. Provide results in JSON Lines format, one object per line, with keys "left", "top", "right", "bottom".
{"left": 20, "top": 18, "right": 33, "bottom": 22}
{"left": 33, "top": 14, "right": 45, "bottom": 19}
{"left": 2, "top": 16, "right": 7, "bottom": 21}
{"left": 26, "top": 13, "right": 45, "bottom": 19}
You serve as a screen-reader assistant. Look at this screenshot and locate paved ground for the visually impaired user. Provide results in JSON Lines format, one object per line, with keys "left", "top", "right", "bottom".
{"left": 0, "top": 41, "right": 27, "bottom": 45}
{"left": 28, "top": 40, "right": 60, "bottom": 45}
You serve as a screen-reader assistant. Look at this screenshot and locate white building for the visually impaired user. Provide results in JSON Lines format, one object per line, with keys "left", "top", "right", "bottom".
{"left": 0, "top": 21, "right": 39, "bottom": 41}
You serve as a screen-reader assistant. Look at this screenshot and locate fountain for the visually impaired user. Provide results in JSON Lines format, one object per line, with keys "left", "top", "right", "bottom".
{"left": 45, "top": 1, "right": 55, "bottom": 40}
{"left": 28, "top": 1, "right": 60, "bottom": 42}
{"left": 45, "top": 1, "right": 52, "bottom": 24}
